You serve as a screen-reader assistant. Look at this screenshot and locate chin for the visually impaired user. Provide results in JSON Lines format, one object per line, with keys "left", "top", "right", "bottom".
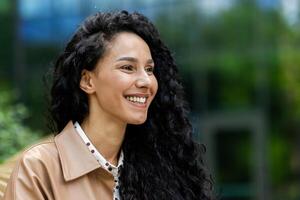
{"left": 128, "top": 117, "right": 147, "bottom": 125}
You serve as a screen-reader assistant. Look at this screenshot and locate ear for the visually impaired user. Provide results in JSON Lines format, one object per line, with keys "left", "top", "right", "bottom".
{"left": 80, "top": 69, "right": 95, "bottom": 94}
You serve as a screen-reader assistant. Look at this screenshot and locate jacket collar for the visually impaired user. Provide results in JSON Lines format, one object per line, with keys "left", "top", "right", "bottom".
{"left": 54, "top": 121, "right": 100, "bottom": 181}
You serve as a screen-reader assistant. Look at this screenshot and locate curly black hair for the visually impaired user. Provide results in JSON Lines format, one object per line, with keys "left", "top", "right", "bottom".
{"left": 49, "top": 10, "right": 213, "bottom": 200}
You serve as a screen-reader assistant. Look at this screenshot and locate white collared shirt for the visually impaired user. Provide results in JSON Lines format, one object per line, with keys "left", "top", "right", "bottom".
{"left": 74, "top": 121, "right": 123, "bottom": 200}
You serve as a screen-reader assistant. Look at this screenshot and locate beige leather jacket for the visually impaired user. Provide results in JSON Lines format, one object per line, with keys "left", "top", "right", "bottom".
{"left": 3, "top": 121, "right": 116, "bottom": 200}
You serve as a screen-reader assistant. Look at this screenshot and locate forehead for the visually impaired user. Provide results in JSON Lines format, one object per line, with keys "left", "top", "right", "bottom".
{"left": 103, "top": 32, "right": 152, "bottom": 59}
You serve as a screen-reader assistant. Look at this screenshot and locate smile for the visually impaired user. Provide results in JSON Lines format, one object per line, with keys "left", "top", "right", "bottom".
{"left": 125, "top": 96, "right": 147, "bottom": 104}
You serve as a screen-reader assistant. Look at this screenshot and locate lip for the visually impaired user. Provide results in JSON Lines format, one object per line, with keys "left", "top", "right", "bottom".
{"left": 124, "top": 93, "right": 150, "bottom": 109}
{"left": 124, "top": 93, "right": 150, "bottom": 98}
{"left": 125, "top": 99, "right": 147, "bottom": 109}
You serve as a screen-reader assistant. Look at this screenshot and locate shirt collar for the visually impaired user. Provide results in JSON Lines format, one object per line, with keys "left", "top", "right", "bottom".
{"left": 74, "top": 121, "right": 124, "bottom": 177}
{"left": 54, "top": 121, "right": 101, "bottom": 181}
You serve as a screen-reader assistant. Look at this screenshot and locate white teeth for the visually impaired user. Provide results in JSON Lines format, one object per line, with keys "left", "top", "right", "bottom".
{"left": 126, "top": 96, "right": 147, "bottom": 104}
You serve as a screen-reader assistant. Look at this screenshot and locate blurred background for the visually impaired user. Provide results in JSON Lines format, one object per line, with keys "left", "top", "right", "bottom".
{"left": 0, "top": 0, "right": 300, "bottom": 199}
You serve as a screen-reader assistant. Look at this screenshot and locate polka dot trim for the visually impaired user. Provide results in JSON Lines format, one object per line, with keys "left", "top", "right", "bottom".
{"left": 74, "top": 121, "right": 123, "bottom": 200}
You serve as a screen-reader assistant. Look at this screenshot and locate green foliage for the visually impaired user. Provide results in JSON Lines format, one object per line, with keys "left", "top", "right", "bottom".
{"left": 155, "top": 1, "right": 297, "bottom": 197}
{"left": 269, "top": 133, "right": 291, "bottom": 185}
{"left": 0, "top": 91, "right": 41, "bottom": 163}
{"left": 279, "top": 47, "right": 300, "bottom": 118}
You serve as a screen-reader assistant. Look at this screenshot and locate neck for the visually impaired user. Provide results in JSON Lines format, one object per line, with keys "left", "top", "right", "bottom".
{"left": 81, "top": 107, "right": 126, "bottom": 166}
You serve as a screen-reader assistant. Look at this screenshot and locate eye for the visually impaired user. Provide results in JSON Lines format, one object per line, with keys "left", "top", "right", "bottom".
{"left": 120, "top": 65, "right": 134, "bottom": 72}
{"left": 145, "top": 66, "right": 154, "bottom": 75}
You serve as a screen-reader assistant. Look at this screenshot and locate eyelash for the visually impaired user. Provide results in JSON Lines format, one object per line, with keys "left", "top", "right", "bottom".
{"left": 145, "top": 67, "right": 154, "bottom": 74}
{"left": 121, "top": 65, "right": 133, "bottom": 71}
{"left": 120, "top": 65, "right": 154, "bottom": 74}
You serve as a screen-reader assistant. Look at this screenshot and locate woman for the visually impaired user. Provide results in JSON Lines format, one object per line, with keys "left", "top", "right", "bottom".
{"left": 3, "top": 11, "right": 213, "bottom": 200}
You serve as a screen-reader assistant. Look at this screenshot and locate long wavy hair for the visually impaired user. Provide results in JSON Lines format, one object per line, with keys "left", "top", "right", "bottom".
{"left": 49, "top": 10, "right": 213, "bottom": 200}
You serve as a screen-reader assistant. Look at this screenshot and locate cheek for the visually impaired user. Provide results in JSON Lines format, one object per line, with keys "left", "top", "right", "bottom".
{"left": 99, "top": 74, "right": 132, "bottom": 99}
{"left": 99, "top": 72, "right": 129, "bottom": 88}
{"left": 151, "top": 77, "right": 158, "bottom": 96}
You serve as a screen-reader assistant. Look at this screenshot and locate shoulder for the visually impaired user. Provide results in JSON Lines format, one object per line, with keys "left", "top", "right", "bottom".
{"left": 23, "top": 139, "right": 57, "bottom": 157}
{"left": 21, "top": 139, "right": 58, "bottom": 165}
{"left": 14, "top": 139, "right": 60, "bottom": 175}
{"left": 3, "top": 139, "right": 61, "bottom": 200}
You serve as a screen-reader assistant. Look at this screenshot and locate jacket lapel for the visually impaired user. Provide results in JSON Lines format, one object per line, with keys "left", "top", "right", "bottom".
{"left": 54, "top": 121, "right": 100, "bottom": 181}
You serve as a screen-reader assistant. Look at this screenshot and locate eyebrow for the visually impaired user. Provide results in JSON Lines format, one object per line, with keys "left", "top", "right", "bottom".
{"left": 116, "top": 56, "right": 154, "bottom": 65}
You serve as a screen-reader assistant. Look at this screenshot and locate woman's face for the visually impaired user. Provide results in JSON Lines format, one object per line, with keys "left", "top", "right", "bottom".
{"left": 85, "top": 32, "right": 158, "bottom": 125}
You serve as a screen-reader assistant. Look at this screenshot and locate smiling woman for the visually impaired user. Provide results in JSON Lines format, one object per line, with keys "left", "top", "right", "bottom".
{"left": 79, "top": 32, "right": 158, "bottom": 126}
{"left": 3, "top": 11, "right": 213, "bottom": 200}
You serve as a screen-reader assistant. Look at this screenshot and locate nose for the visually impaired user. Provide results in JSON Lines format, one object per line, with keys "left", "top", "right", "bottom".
{"left": 135, "top": 71, "right": 151, "bottom": 88}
